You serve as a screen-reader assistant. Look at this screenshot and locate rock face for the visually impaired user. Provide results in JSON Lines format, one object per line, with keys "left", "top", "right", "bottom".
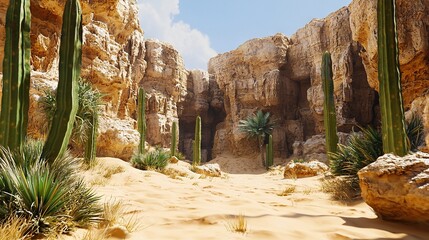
{"left": 358, "top": 153, "right": 429, "bottom": 223}
{"left": 207, "top": 1, "right": 429, "bottom": 158}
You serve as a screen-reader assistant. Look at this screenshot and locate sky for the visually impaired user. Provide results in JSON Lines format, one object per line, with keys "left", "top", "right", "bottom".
{"left": 138, "top": 0, "right": 352, "bottom": 70}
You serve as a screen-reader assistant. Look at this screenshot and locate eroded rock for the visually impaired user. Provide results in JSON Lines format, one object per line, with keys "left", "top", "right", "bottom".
{"left": 283, "top": 160, "right": 328, "bottom": 179}
{"left": 358, "top": 152, "right": 429, "bottom": 223}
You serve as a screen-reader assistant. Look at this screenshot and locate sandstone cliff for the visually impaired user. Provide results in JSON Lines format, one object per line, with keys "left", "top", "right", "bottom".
{"left": 0, "top": 0, "right": 188, "bottom": 160}
{"left": 207, "top": 0, "right": 429, "bottom": 159}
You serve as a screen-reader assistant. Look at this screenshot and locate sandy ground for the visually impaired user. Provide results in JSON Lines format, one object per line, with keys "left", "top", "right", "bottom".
{"left": 67, "top": 155, "right": 428, "bottom": 240}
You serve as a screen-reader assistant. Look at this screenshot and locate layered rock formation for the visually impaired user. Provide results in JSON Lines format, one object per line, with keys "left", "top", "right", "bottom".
{"left": 358, "top": 152, "right": 429, "bottom": 223}
{"left": 207, "top": 0, "right": 429, "bottom": 159}
{"left": 0, "top": 0, "right": 188, "bottom": 160}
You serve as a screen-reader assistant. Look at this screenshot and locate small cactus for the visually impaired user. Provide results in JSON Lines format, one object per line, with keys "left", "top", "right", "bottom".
{"left": 265, "top": 134, "right": 273, "bottom": 169}
{"left": 193, "top": 116, "right": 201, "bottom": 166}
{"left": 0, "top": 0, "right": 31, "bottom": 151}
{"left": 377, "top": 0, "right": 408, "bottom": 156}
{"left": 171, "top": 121, "right": 177, "bottom": 157}
{"left": 41, "top": 0, "right": 82, "bottom": 163}
{"left": 84, "top": 113, "right": 98, "bottom": 165}
{"left": 321, "top": 51, "right": 338, "bottom": 161}
{"left": 137, "top": 87, "right": 146, "bottom": 155}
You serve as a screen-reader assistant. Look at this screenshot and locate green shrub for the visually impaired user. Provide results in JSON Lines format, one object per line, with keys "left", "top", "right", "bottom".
{"left": 406, "top": 114, "right": 425, "bottom": 151}
{"left": 330, "top": 126, "right": 382, "bottom": 177}
{"left": 0, "top": 141, "right": 102, "bottom": 235}
{"left": 331, "top": 114, "right": 424, "bottom": 177}
{"left": 131, "top": 148, "right": 169, "bottom": 171}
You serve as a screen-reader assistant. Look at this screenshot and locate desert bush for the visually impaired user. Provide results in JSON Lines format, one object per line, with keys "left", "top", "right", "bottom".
{"left": 226, "top": 213, "right": 248, "bottom": 234}
{"left": 0, "top": 141, "right": 102, "bottom": 235}
{"left": 131, "top": 148, "right": 169, "bottom": 171}
{"left": 330, "top": 126, "right": 382, "bottom": 177}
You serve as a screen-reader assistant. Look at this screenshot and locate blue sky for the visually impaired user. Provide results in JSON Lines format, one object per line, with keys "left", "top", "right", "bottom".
{"left": 138, "top": 0, "right": 352, "bottom": 70}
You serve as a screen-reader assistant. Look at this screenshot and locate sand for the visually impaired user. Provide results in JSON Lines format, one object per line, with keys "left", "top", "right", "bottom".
{"left": 68, "top": 156, "right": 428, "bottom": 240}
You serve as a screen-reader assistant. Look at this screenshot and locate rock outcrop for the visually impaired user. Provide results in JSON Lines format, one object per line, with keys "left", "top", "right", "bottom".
{"left": 358, "top": 153, "right": 429, "bottom": 223}
{"left": 283, "top": 160, "right": 328, "bottom": 179}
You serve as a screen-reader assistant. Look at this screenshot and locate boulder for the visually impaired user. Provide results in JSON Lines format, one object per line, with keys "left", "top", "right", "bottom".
{"left": 358, "top": 152, "right": 429, "bottom": 223}
{"left": 283, "top": 161, "right": 328, "bottom": 178}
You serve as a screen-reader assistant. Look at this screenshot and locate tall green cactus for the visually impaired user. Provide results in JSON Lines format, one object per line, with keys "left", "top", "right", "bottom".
{"left": 171, "top": 121, "right": 177, "bottom": 157}
{"left": 321, "top": 51, "right": 338, "bottom": 160}
{"left": 0, "top": 0, "right": 31, "bottom": 151}
{"left": 193, "top": 116, "right": 201, "bottom": 166}
{"left": 265, "top": 134, "right": 273, "bottom": 169}
{"left": 137, "top": 87, "right": 146, "bottom": 155}
{"left": 84, "top": 113, "right": 98, "bottom": 165}
{"left": 377, "top": 0, "right": 408, "bottom": 156}
{"left": 41, "top": 0, "right": 82, "bottom": 162}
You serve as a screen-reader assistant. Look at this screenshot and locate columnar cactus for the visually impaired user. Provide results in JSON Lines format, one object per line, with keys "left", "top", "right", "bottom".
{"left": 193, "top": 116, "right": 201, "bottom": 166}
{"left": 171, "top": 121, "right": 177, "bottom": 157}
{"left": 321, "top": 51, "right": 338, "bottom": 160}
{"left": 377, "top": 0, "right": 408, "bottom": 156}
{"left": 41, "top": 0, "right": 82, "bottom": 162}
{"left": 137, "top": 87, "right": 146, "bottom": 155}
{"left": 84, "top": 114, "right": 98, "bottom": 165}
{"left": 0, "top": 0, "right": 31, "bottom": 151}
{"left": 265, "top": 134, "right": 273, "bottom": 169}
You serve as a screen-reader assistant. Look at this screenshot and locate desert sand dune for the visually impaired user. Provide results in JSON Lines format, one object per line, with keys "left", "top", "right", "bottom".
{"left": 68, "top": 157, "right": 428, "bottom": 240}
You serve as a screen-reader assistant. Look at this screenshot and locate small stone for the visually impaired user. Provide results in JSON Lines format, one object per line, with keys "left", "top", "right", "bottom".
{"left": 169, "top": 156, "right": 179, "bottom": 164}
{"left": 194, "top": 163, "right": 222, "bottom": 177}
{"left": 283, "top": 160, "right": 328, "bottom": 178}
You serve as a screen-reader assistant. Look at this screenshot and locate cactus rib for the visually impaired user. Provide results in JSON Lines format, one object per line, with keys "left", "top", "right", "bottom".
{"left": 41, "top": 0, "right": 82, "bottom": 162}
{"left": 321, "top": 51, "right": 338, "bottom": 161}
{"left": 0, "top": 0, "right": 31, "bottom": 151}
{"left": 377, "top": 0, "right": 408, "bottom": 156}
{"left": 137, "top": 87, "right": 146, "bottom": 155}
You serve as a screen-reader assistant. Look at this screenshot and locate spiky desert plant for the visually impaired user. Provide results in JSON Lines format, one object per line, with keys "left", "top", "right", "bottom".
{"left": 330, "top": 126, "right": 383, "bottom": 177}
{"left": 239, "top": 110, "right": 274, "bottom": 167}
{"left": 137, "top": 87, "right": 146, "bottom": 155}
{"left": 131, "top": 148, "right": 169, "bottom": 171}
{"left": 193, "top": 116, "right": 201, "bottom": 166}
{"left": 265, "top": 134, "right": 273, "bottom": 169}
{"left": 41, "top": 0, "right": 82, "bottom": 163}
{"left": 406, "top": 113, "right": 424, "bottom": 151}
{"left": 322, "top": 51, "right": 338, "bottom": 162}
{"left": 0, "top": 0, "right": 31, "bottom": 152}
{"left": 171, "top": 121, "right": 178, "bottom": 157}
{"left": 377, "top": 0, "right": 408, "bottom": 156}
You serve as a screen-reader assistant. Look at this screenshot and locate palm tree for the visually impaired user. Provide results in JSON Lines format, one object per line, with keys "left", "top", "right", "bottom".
{"left": 238, "top": 110, "right": 274, "bottom": 167}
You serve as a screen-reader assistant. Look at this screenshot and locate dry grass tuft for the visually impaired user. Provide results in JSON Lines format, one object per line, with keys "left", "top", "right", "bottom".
{"left": 103, "top": 165, "right": 125, "bottom": 179}
{"left": 0, "top": 216, "right": 31, "bottom": 239}
{"left": 162, "top": 168, "right": 188, "bottom": 180}
{"left": 100, "top": 199, "right": 141, "bottom": 233}
{"left": 320, "top": 176, "right": 360, "bottom": 202}
{"left": 81, "top": 228, "right": 109, "bottom": 240}
{"left": 277, "top": 185, "right": 296, "bottom": 196}
{"left": 226, "top": 213, "right": 248, "bottom": 234}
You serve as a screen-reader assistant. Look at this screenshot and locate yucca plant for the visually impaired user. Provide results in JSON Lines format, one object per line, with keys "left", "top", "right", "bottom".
{"left": 406, "top": 114, "right": 424, "bottom": 151}
{"left": 0, "top": 141, "right": 101, "bottom": 235}
{"left": 239, "top": 110, "right": 274, "bottom": 167}
{"left": 131, "top": 148, "right": 169, "bottom": 171}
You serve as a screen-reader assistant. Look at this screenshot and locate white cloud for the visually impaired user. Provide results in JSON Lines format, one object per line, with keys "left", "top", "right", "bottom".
{"left": 137, "top": 0, "right": 217, "bottom": 70}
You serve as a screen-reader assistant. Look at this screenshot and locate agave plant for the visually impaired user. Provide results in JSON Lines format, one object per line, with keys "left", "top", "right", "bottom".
{"left": 238, "top": 110, "right": 275, "bottom": 167}
{"left": 406, "top": 114, "right": 425, "bottom": 151}
{"left": 131, "top": 148, "right": 169, "bottom": 171}
{"left": 0, "top": 141, "right": 101, "bottom": 234}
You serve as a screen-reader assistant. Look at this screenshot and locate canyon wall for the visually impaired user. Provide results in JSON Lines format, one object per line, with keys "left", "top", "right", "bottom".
{"left": 208, "top": 0, "right": 429, "bottom": 159}
{"left": 0, "top": 0, "right": 188, "bottom": 160}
